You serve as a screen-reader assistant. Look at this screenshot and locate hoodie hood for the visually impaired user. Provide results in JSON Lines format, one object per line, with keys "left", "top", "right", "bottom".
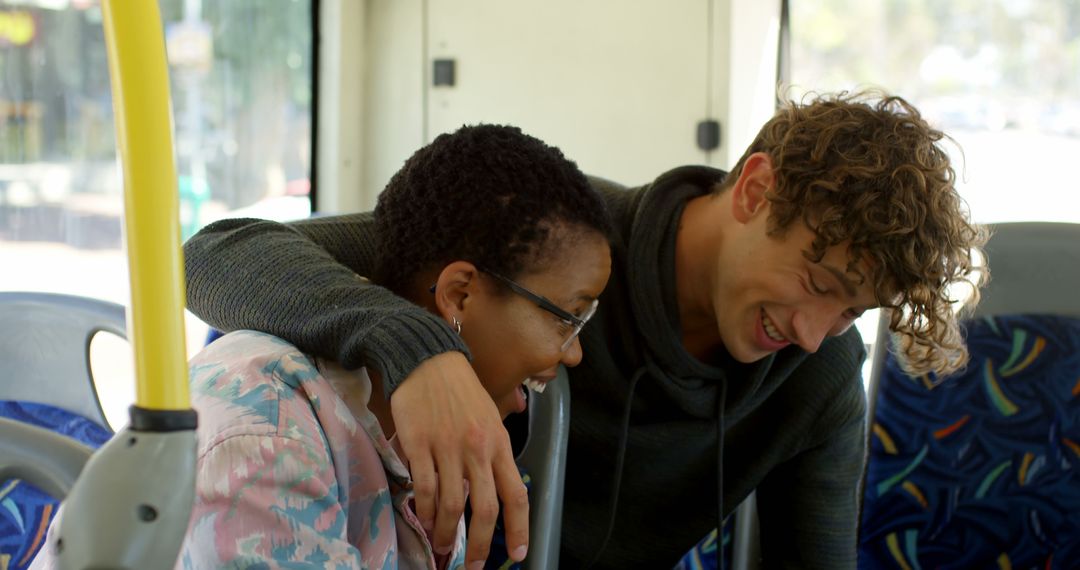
{"left": 582, "top": 166, "right": 812, "bottom": 569}
{"left": 623, "top": 166, "right": 806, "bottom": 421}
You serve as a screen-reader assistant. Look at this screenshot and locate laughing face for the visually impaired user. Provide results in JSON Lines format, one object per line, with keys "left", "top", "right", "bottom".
{"left": 700, "top": 152, "right": 881, "bottom": 364}
{"left": 714, "top": 218, "right": 880, "bottom": 363}
{"left": 450, "top": 228, "right": 612, "bottom": 418}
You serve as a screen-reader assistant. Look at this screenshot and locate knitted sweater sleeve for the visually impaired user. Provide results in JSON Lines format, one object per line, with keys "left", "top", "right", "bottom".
{"left": 182, "top": 214, "right": 469, "bottom": 393}
{"left": 754, "top": 336, "right": 868, "bottom": 570}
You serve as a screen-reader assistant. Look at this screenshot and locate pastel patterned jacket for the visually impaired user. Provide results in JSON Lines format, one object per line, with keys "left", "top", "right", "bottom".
{"left": 30, "top": 329, "right": 467, "bottom": 569}
{"left": 179, "top": 330, "right": 467, "bottom": 569}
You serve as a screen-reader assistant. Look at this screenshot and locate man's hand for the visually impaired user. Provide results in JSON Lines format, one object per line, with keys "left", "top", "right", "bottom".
{"left": 391, "top": 352, "right": 529, "bottom": 568}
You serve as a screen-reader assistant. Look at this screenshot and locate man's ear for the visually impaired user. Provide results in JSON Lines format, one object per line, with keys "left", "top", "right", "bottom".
{"left": 730, "top": 152, "right": 774, "bottom": 224}
{"left": 432, "top": 261, "right": 481, "bottom": 325}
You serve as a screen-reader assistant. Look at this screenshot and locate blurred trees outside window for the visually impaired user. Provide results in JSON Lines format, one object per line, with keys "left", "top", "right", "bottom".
{"left": 0, "top": 0, "right": 312, "bottom": 297}
{"left": 0, "top": 0, "right": 313, "bottom": 425}
{"left": 790, "top": 0, "right": 1080, "bottom": 225}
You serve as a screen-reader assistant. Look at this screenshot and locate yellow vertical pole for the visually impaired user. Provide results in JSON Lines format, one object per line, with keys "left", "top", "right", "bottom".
{"left": 50, "top": 5, "right": 195, "bottom": 567}
{"left": 101, "top": 0, "right": 189, "bottom": 410}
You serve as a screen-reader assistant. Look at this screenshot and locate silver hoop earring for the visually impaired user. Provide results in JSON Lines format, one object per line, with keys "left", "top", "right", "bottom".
{"left": 451, "top": 316, "right": 462, "bottom": 335}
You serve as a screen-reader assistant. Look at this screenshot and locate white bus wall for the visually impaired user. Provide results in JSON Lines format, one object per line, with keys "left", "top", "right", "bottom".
{"left": 316, "top": 0, "right": 782, "bottom": 213}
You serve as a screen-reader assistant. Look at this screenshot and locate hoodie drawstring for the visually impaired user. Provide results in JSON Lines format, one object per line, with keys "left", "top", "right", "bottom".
{"left": 584, "top": 366, "right": 647, "bottom": 569}
{"left": 586, "top": 366, "right": 730, "bottom": 569}
{"left": 716, "top": 379, "right": 727, "bottom": 570}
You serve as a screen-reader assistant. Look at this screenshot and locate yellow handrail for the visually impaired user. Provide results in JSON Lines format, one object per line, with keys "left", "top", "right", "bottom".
{"left": 101, "top": 0, "right": 189, "bottom": 410}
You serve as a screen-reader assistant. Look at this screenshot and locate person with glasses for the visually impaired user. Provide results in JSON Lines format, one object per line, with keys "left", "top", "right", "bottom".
{"left": 32, "top": 124, "right": 612, "bottom": 570}
{"left": 180, "top": 91, "right": 987, "bottom": 569}
{"left": 478, "top": 269, "right": 599, "bottom": 353}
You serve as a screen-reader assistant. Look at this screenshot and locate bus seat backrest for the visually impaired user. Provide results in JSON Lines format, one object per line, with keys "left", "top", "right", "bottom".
{"left": 860, "top": 222, "right": 1080, "bottom": 569}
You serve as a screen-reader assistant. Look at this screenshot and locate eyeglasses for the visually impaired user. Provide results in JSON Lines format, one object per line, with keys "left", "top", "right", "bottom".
{"left": 481, "top": 268, "right": 599, "bottom": 352}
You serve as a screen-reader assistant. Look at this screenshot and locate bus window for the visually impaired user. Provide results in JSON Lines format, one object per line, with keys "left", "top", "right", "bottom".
{"left": 787, "top": 0, "right": 1080, "bottom": 384}
{"left": 0, "top": 0, "right": 314, "bottom": 427}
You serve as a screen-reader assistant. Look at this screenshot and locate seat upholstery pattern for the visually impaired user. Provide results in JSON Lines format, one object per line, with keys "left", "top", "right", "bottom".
{"left": 672, "top": 519, "right": 735, "bottom": 569}
{"left": 0, "top": 292, "right": 121, "bottom": 569}
{"left": 0, "top": 402, "right": 111, "bottom": 570}
{"left": 860, "top": 314, "right": 1080, "bottom": 569}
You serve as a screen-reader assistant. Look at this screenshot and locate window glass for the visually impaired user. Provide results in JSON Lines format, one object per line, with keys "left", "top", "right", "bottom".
{"left": 791, "top": 0, "right": 1080, "bottom": 222}
{"left": 0, "top": 0, "right": 313, "bottom": 425}
{"left": 790, "top": 0, "right": 1080, "bottom": 384}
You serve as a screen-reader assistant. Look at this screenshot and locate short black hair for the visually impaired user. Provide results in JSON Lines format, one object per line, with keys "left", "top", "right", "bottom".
{"left": 374, "top": 124, "right": 612, "bottom": 294}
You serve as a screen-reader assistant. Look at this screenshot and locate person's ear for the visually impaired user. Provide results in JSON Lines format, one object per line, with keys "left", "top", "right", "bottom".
{"left": 431, "top": 261, "right": 481, "bottom": 327}
{"left": 731, "top": 152, "right": 774, "bottom": 224}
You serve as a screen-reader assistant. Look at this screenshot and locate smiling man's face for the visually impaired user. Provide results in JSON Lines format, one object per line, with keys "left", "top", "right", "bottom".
{"left": 712, "top": 213, "right": 880, "bottom": 362}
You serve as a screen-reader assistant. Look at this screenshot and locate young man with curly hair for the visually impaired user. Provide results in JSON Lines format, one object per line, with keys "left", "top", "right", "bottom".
{"left": 182, "top": 91, "right": 986, "bottom": 569}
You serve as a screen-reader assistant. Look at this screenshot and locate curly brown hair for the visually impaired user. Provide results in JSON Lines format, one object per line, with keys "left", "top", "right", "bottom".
{"left": 721, "top": 90, "right": 988, "bottom": 377}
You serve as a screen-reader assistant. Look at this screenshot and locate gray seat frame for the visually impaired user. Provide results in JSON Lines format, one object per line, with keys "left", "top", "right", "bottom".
{"left": 0, "top": 291, "right": 126, "bottom": 430}
{"left": 515, "top": 366, "right": 571, "bottom": 570}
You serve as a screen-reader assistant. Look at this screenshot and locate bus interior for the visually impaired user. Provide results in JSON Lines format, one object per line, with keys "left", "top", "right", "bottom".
{"left": 1, "top": 1, "right": 1078, "bottom": 568}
